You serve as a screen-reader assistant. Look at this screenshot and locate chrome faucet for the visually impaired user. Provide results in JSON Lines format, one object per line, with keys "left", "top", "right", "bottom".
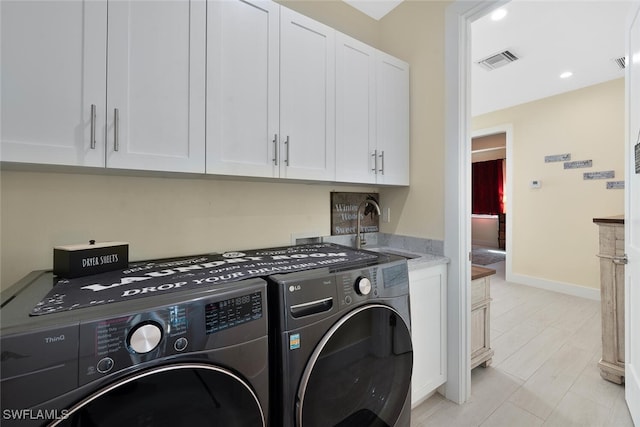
{"left": 355, "top": 199, "right": 381, "bottom": 249}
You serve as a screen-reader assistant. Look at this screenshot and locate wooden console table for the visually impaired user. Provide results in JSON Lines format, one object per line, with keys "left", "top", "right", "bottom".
{"left": 471, "top": 265, "right": 495, "bottom": 369}
{"left": 593, "top": 215, "right": 626, "bottom": 384}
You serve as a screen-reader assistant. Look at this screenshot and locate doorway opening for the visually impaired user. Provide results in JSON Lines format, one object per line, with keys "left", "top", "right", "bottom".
{"left": 471, "top": 131, "right": 507, "bottom": 269}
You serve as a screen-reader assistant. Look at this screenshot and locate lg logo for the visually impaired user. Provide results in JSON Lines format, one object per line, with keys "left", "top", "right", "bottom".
{"left": 288, "top": 285, "right": 301, "bottom": 293}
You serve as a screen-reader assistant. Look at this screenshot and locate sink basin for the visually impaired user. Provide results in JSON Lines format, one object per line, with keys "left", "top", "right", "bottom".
{"left": 368, "top": 248, "right": 421, "bottom": 260}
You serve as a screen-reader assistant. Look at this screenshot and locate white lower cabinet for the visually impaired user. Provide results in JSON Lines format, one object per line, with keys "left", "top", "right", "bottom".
{"left": 409, "top": 263, "right": 447, "bottom": 407}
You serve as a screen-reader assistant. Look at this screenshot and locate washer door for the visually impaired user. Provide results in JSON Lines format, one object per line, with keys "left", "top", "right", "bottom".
{"left": 51, "top": 363, "right": 265, "bottom": 427}
{"left": 297, "top": 304, "right": 413, "bottom": 427}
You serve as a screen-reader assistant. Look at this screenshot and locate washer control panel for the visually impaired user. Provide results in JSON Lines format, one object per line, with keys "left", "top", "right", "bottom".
{"left": 337, "top": 260, "right": 409, "bottom": 308}
{"left": 78, "top": 289, "right": 263, "bottom": 386}
{"left": 338, "top": 267, "right": 379, "bottom": 307}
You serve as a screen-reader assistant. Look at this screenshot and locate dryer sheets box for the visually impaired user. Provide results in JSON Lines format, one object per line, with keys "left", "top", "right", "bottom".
{"left": 53, "top": 241, "right": 129, "bottom": 278}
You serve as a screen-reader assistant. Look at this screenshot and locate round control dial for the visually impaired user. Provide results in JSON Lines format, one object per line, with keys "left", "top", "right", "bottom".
{"left": 128, "top": 322, "right": 163, "bottom": 354}
{"left": 354, "top": 276, "right": 372, "bottom": 296}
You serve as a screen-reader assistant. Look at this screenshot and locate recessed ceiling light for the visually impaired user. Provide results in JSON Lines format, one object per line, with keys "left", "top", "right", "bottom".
{"left": 560, "top": 71, "right": 573, "bottom": 79}
{"left": 491, "top": 9, "right": 508, "bottom": 21}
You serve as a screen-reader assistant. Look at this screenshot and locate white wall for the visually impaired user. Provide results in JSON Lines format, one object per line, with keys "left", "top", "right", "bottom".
{"left": 473, "top": 78, "right": 625, "bottom": 291}
{"left": 0, "top": 169, "right": 378, "bottom": 289}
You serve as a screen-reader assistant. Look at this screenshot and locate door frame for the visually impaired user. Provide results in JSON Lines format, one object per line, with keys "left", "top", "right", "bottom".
{"left": 624, "top": 1, "right": 640, "bottom": 423}
{"left": 444, "top": 0, "right": 509, "bottom": 403}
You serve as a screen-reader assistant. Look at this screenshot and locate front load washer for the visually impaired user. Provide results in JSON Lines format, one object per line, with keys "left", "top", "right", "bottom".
{"left": 0, "top": 270, "right": 269, "bottom": 427}
{"left": 268, "top": 253, "right": 413, "bottom": 427}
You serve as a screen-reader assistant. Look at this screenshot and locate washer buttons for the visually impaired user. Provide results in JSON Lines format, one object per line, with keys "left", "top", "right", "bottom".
{"left": 174, "top": 337, "right": 188, "bottom": 352}
{"left": 344, "top": 295, "right": 352, "bottom": 305}
{"left": 97, "top": 357, "right": 114, "bottom": 373}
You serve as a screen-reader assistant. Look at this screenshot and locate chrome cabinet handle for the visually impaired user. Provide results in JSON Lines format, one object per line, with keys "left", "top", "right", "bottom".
{"left": 273, "top": 134, "right": 278, "bottom": 165}
{"left": 113, "top": 108, "right": 119, "bottom": 152}
{"left": 285, "top": 136, "right": 290, "bottom": 166}
{"left": 90, "top": 104, "right": 97, "bottom": 149}
{"left": 379, "top": 150, "right": 385, "bottom": 175}
{"left": 371, "top": 150, "right": 378, "bottom": 173}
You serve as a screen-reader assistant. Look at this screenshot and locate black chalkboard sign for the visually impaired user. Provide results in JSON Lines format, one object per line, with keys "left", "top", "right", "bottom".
{"left": 330, "top": 192, "right": 380, "bottom": 236}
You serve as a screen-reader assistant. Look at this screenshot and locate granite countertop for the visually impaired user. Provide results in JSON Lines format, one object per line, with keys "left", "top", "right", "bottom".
{"left": 367, "top": 246, "right": 449, "bottom": 270}
{"left": 593, "top": 215, "right": 624, "bottom": 224}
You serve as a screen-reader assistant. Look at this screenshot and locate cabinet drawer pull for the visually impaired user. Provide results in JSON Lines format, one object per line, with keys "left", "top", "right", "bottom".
{"left": 113, "top": 108, "right": 119, "bottom": 152}
{"left": 273, "top": 134, "right": 278, "bottom": 165}
{"left": 90, "top": 104, "right": 97, "bottom": 149}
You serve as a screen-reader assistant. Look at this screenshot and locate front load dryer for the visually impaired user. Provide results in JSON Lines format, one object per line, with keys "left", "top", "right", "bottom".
{"left": 0, "top": 271, "right": 269, "bottom": 427}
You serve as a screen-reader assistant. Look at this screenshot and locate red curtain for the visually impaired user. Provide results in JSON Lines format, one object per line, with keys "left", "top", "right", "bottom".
{"left": 472, "top": 159, "right": 505, "bottom": 215}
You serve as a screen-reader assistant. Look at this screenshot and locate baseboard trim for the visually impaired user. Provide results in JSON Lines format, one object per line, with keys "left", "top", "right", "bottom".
{"left": 507, "top": 273, "right": 601, "bottom": 301}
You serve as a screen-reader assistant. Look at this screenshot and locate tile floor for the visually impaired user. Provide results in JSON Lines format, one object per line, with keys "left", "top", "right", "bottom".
{"left": 411, "top": 260, "right": 634, "bottom": 427}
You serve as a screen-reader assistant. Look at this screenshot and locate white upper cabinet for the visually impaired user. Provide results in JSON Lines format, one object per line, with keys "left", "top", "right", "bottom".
{"left": 1, "top": 0, "right": 205, "bottom": 173}
{"left": 376, "top": 51, "right": 410, "bottom": 186}
{"left": 335, "top": 33, "right": 377, "bottom": 184}
{"left": 107, "top": 0, "right": 206, "bottom": 173}
{"left": 279, "top": 7, "right": 336, "bottom": 181}
{"left": 207, "top": 2, "right": 335, "bottom": 181}
{"left": 335, "top": 35, "right": 410, "bottom": 186}
{"left": 2, "top": 0, "right": 407, "bottom": 185}
{"left": 1, "top": 0, "right": 106, "bottom": 167}
{"left": 206, "top": 0, "right": 279, "bottom": 177}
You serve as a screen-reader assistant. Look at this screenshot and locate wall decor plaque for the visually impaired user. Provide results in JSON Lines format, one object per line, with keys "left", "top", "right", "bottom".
{"left": 606, "top": 181, "right": 625, "bottom": 189}
{"left": 331, "top": 192, "right": 379, "bottom": 236}
{"left": 584, "top": 171, "right": 615, "bottom": 180}
{"left": 545, "top": 153, "right": 571, "bottom": 163}
{"left": 564, "top": 160, "right": 592, "bottom": 169}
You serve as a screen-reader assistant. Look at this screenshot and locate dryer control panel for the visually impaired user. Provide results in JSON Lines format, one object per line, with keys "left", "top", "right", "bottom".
{"left": 77, "top": 290, "right": 264, "bottom": 386}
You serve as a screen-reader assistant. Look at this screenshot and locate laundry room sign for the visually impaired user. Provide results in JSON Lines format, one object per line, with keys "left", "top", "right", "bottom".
{"left": 330, "top": 192, "right": 380, "bottom": 235}
{"left": 31, "top": 243, "right": 378, "bottom": 315}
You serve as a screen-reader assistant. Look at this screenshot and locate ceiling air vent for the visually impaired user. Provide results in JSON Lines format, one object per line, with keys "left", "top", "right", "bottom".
{"left": 613, "top": 56, "right": 626, "bottom": 70}
{"left": 476, "top": 50, "right": 519, "bottom": 71}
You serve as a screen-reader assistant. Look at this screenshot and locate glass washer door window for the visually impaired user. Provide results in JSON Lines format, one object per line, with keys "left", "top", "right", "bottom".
{"left": 297, "top": 304, "right": 413, "bottom": 427}
{"left": 51, "top": 363, "right": 265, "bottom": 427}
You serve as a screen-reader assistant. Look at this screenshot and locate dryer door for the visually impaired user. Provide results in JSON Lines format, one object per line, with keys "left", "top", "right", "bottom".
{"left": 297, "top": 304, "right": 413, "bottom": 427}
{"left": 50, "top": 363, "right": 265, "bottom": 427}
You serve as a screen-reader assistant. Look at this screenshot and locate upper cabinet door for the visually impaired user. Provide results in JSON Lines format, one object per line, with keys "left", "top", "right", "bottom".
{"left": 376, "top": 51, "right": 410, "bottom": 186}
{"left": 106, "top": 0, "right": 206, "bottom": 173}
{"left": 335, "top": 33, "right": 376, "bottom": 184}
{"left": 279, "top": 7, "right": 335, "bottom": 181}
{"left": 206, "top": 0, "right": 280, "bottom": 178}
{"left": 1, "top": 0, "right": 106, "bottom": 167}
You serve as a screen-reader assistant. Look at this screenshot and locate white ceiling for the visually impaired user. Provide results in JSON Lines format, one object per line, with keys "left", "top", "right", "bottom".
{"left": 471, "top": 0, "right": 632, "bottom": 116}
{"left": 343, "top": 0, "right": 632, "bottom": 116}
{"left": 343, "top": 0, "right": 403, "bottom": 20}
